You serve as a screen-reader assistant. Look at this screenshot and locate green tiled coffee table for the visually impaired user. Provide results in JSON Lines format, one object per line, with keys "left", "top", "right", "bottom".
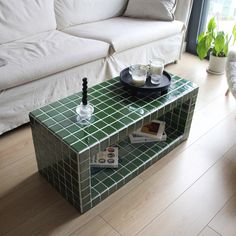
{"left": 30, "top": 74, "right": 198, "bottom": 213}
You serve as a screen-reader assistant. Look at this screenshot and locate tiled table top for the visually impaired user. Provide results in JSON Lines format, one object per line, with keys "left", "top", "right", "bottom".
{"left": 30, "top": 75, "right": 197, "bottom": 155}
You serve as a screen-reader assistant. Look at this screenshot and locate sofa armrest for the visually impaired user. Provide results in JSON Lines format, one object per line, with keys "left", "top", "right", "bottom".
{"left": 174, "top": 0, "right": 194, "bottom": 28}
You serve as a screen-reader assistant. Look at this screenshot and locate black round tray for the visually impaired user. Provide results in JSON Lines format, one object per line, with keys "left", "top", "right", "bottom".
{"left": 120, "top": 67, "right": 171, "bottom": 94}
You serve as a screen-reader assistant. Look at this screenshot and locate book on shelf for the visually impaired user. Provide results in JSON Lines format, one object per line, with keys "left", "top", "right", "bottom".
{"left": 90, "top": 147, "right": 119, "bottom": 168}
{"left": 129, "top": 131, "right": 167, "bottom": 143}
{"left": 136, "top": 120, "right": 165, "bottom": 139}
{"left": 129, "top": 120, "right": 167, "bottom": 144}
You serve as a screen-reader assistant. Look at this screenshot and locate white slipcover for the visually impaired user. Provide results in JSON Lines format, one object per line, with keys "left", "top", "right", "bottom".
{"left": 0, "top": 31, "right": 109, "bottom": 90}
{"left": 55, "top": 0, "right": 128, "bottom": 29}
{"left": 63, "top": 17, "right": 185, "bottom": 54}
{"left": 0, "top": 33, "right": 183, "bottom": 135}
{"left": 0, "top": 0, "right": 57, "bottom": 44}
{"left": 0, "top": 59, "right": 108, "bottom": 135}
{"left": 175, "top": 0, "right": 194, "bottom": 27}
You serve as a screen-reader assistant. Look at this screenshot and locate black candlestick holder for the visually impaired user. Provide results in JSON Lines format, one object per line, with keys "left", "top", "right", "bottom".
{"left": 76, "top": 78, "right": 94, "bottom": 124}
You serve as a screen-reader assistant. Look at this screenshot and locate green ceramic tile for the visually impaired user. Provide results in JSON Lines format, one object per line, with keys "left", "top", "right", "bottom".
{"left": 93, "top": 130, "right": 107, "bottom": 141}
{"left": 55, "top": 105, "right": 68, "bottom": 113}
{"left": 120, "top": 117, "right": 133, "bottom": 126}
{"left": 118, "top": 167, "right": 130, "bottom": 177}
{"left": 62, "top": 110, "right": 75, "bottom": 118}
{"left": 74, "top": 130, "right": 89, "bottom": 139}
{"left": 112, "top": 121, "right": 124, "bottom": 130}
{"left": 95, "top": 111, "right": 107, "bottom": 119}
{"left": 53, "top": 114, "right": 66, "bottom": 122}
{"left": 71, "top": 141, "right": 88, "bottom": 153}
{"left": 59, "top": 119, "right": 73, "bottom": 128}
{"left": 43, "top": 118, "right": 55, "bottom": 127}
{"left": 91, "top": 177, "right": 99, "bottom": 186}
{"left": 103, "top": 107, "right": 116, "bottom": 115}
{"left": 94, "top": 120, "right": 107, "bottom": 129}
{"left": 57, "top": 129, "right": 70, "bottom": 138}
{"left": 41, "top": 105, "right": 53, "bottom": 112}
{"left": 112, "top": 103, "right": 124, "bottom": 111}
{"left": 103, "top": 178, "right": 115, "bottom": 188}
{"left": 94, "top": 183, "right": 107, "bottom": 193}
{"left": 50, "top": 124, "right": 63, "bottom": 133}
{"left": 96, "top": 103, "right": 107, "bottom": 110}
{"left": 91, "top": 188, "right": 100, "bottom": 198}
{"left": 95, "top": 171, "right": 108, "bottom": 181}
{"left": 67, "top": 124, "right": 79, "bottom": 133}
{"left": 37, "top": 113, "right": 50, "bottom": 121}
{"left": 102, "top": 126, "right": 116, "bottom": 135}
{"left": 46, "top": 109, "right": 59, "bottom": 117}
{"left": 112, "top": 112, "right": 124, "bottom": 120}
{"left": 30, "top": 109, "right": 42, "bottom": 117}
{"left": 110, "top": 173, "right": 123, "bottom": 182}
{"left": 65, "top": 102, "right": 77, "bottom": 109}
{"left": 81, "top": 136, "right": 98, "bottom": 146}
{"left": 103, "top": 116, "right": 116, "bottom": 124}
{"left": 64, "top": 135, "right": 78, "bottom": 144}
{"left": 128, "top": 112, "right": 141, "bottom": 121}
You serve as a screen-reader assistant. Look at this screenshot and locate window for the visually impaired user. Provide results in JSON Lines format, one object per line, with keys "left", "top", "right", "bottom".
{"left": 186, "top": 0, "right": 236, "bottom": 55}
{"left": 205, "top": 0, "right": 236, "bottom": 34}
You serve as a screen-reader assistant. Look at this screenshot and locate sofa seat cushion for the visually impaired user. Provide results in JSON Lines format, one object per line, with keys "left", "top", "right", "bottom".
{"left": 63, "top": 17, "right": 185, "bottom": 54}
{"left": 0, "top": 31, "right": 109, "bottom": 91}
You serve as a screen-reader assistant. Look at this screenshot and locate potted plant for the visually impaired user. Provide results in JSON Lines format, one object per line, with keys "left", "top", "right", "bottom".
{"left": 197, "top": 17, "right": 236, "bottom": 74}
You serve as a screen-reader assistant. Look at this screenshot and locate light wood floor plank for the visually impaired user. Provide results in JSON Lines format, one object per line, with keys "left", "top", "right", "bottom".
{"left": 69, "top": 216, "right": 120, "bottom": 236}
{"left": 0, "top": 174, "right": 63, "bottom": 235}
{"left": 3, "top": 177, "right": 142, "bottom": 236}
{"left": 0, "top": 153, "right": 37, "bottom": 197}
{"left": 208, "top": 151, "right": 236, "bottom": 236}
{"left": 136, "top": 144, "right": 236, "bottom": 236}
{"left": 100, "top": 114, "right": 236, "bottom": 236}
{"left": 0, "top": 125, "right": 34, "bottom": 169}
{"left": 209, "top": 195, "right": 236, "bottom": 236}
{"left": 4, "top": 199, "right": 79, "bottom": 236}
{"left": 198, "top": 226, "right": 221, "bottom": 236}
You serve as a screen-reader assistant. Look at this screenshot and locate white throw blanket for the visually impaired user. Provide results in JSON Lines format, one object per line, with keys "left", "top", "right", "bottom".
{"left": 226, "top": 50, "right": 236, "bottom": 99}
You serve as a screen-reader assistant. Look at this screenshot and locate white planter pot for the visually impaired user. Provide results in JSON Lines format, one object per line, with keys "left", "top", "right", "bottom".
{"left": 207, "top": 54, "right": 227, "bottom": 75}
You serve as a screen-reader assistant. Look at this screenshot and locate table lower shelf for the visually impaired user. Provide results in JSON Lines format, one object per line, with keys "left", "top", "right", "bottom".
{"left": 90, "top": 126, "right": 184, "bottom": 207}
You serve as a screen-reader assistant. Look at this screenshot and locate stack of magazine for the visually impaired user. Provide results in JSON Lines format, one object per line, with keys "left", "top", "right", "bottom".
{"left": 129, "top": 120, "right": 167, "bottom": 143}
{"left": 90, "top": 147, "right": 119, "bottom": 168}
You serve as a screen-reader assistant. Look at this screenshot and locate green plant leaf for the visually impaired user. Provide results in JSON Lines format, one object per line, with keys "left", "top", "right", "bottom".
{"left": 232, "top": 24, "right": 236, "bottom": 44}
{"left": 224, "top": 42, "right": 229, "bottom": 56}
{"left": 207, "top": 17, "right": 216, "bottom": 33}
{"left": 197, "top": 36, "right": 209, "bottom": 60}
{"left": 214, "top": 32, "right": 225, "bottom": 56}
{"left": 206, "top": 33, "right": 213, "bottom": 48}
{"left": 198, "top": 32, "right": 205, "bottom": 42}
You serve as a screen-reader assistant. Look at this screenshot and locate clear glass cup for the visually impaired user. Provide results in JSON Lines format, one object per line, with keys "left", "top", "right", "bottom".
{"left": 150, "top": 58, "right": 165, "bottom": 85}
{"left": 129, "top": 64, "right": 148, "bottom": 87}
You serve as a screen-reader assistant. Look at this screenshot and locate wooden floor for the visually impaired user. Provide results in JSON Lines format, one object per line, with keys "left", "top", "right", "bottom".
{"left": 0, "top": 53, "right": 236, "bottom": 236}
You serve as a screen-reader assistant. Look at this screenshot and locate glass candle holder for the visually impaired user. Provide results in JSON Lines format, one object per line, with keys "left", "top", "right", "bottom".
{"left": 129, "top": 64, "right": 148, "bottom": 87}
{"left": 150, "top": 58, "right": 165, "bottom": 85}
{"left": 76, "top": 102, "right": 94, "bottom": 124}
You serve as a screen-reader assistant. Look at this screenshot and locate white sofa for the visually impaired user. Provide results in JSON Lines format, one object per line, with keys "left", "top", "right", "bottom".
{"left": 0, "top": 0, "right": 193, "bottom": 135}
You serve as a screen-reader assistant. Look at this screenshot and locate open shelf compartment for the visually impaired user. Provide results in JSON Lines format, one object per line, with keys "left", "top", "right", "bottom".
{"left": 90, "top": 103, "right": 188, "bottom": 206}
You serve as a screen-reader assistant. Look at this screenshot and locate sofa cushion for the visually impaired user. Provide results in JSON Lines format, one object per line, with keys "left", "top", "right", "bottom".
{"left": 55, "top": 0, "right": 128, "bottom": 29}
{"left": 63, "top": 17, "right": 185, "bottom": 54}
{"left": 124, "top": 0, "right": 176, "bottom": 21}
{"left": 0, "top": 0, "right": 57, "bottom": 44}
{"left": 0, "top": 31, "right": 109, "bottom": 91}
